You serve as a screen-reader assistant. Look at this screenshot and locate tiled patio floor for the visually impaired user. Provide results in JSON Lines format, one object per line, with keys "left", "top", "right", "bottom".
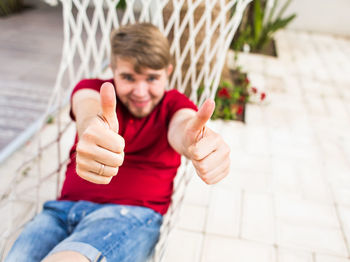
{"left": 164, "top": 31, "right": 350, "bottom": 261}
{"left": 1, "top": 2, "right": 350, "bottom": 262}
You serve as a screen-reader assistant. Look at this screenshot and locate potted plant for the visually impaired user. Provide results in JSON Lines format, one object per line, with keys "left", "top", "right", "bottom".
{"left": 0, "top": 0, "right": 25, "bottom": 17}
{"left": 232, "top": 0, "right": 296, "bottom": 56}
{"left": 212, "top": 69, "right": 266, "bottom": 122}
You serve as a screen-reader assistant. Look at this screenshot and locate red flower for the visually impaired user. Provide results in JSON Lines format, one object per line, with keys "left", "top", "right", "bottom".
{"left": 244, "top": 77, "right": 250, "bottom": 84}
{"left": 260, "top": 92, "right": 266, "bottom": 101}
{"left": 237, "top": 105, "right": 244, "bottom": 115}
{"left": 218, "top": 87, "right": 231, "bottom": 99}
{"left": 239, "top": 95, "right": 246, "bottom": 102}
{"left": 251, "top": 87, "right": 257, "bottom": 94}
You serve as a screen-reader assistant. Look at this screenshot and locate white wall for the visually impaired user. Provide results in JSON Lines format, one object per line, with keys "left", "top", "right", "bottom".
{"left": 285, "top": 0, "right": 350, "bottom": 36}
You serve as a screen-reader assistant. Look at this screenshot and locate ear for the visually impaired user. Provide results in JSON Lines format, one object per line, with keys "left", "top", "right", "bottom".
{"left": 167, "top": 64, "right": 173, "bottom": 76}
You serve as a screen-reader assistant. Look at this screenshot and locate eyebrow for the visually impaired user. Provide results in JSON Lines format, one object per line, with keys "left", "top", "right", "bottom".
{"left": 119, "top": 72, "right": 161, "bottom": 78}
{"left": 119, "top": 73, "right": 135, "bottom": 79}
{"left": 146, "top": 73, "right": 161, "bottom": 78}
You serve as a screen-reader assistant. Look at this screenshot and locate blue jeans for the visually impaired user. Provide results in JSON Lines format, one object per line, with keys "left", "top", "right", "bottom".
{"left": 5, "top": 200, "right": 162, "bottom": 262}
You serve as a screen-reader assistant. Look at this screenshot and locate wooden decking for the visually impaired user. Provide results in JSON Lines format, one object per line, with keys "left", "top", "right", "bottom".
{"left": 0, "top": 1, "right": 63, "bottom": 160}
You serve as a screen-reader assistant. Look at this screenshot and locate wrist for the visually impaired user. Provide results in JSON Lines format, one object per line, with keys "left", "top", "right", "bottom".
{"left": 77, "top": 115, "right": 99, "bottom": 138}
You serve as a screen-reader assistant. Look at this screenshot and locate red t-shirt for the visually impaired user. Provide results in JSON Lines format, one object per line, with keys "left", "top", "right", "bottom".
{"left": 59, "top": 78, "right": 197, "bottom": 215}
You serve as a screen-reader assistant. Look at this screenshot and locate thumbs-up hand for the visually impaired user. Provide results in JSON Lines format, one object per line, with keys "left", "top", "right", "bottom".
{"left": 76, "top": 82, "right": 125, "bottom": 184}
{"left": 184, "top": 99, "right": 231, "bottom": 184}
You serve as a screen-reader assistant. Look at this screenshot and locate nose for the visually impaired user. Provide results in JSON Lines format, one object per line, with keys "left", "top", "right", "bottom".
{"left": 133, "top": 81, "right": 148, "bottom": 97}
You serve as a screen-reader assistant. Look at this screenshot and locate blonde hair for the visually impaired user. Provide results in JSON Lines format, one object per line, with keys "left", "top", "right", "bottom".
{"left": 110, "top": 23, "right": 171, "bottom": 73}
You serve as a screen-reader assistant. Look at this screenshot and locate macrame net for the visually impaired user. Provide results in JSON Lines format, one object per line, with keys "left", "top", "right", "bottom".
{"left": 0, "top": 0, "right": 251, "bottom": 260}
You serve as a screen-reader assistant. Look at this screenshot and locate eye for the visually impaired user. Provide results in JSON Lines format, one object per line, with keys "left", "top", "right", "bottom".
{"left": 122, "top": 74, "right": 134, "bottom": 82}
{"left": 147, "top": 76, "right": 158, "bottom": 82}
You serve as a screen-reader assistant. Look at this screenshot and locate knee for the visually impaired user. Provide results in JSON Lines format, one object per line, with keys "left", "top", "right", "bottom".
{"left": 42, "top": 251, "right": 89, "bottom": 262}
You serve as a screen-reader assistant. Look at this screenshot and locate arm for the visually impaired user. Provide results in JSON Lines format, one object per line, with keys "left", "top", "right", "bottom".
{"left": 167, "top": 108, "right": 196, "bottom": 158}
{"left": 73, "top": 82, "right": 125, "bottom": 184}
{"left": 168, "top": 100, "right": 231, "bottom": 184}
{"left": 72, "top": 88, "right": 101, "bottom": 137}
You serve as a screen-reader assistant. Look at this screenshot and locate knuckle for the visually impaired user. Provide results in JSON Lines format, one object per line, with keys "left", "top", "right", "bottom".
{"left": 105, "top": 166, "right": 119, "bottom": 177}
{"left": 75, "top": 154, "right": 82, "bottom": 165}
{"left": 191, "top": 148, "right": 201, "bottom": 160}
{"left": 198, "top": 164, "right": 207, "bottom": 175}
{"left": 201, "top": 175, "right": 211, "bottom": 185}
{"left": 76, "top": 142, "right": 83, "bottom": 153}
{"left": 76, "top": 156, "right": 87, "bottom": 168}
{"left": 119, "top": 136, "right": 125, "bottom": 150}
{"left": 81, "top": 130, "right": 95, "bottom": 142}
{"left": 111, "top": 134, "right": 125, "bottom": 153}
{"left": 110, "top": 167, "right": 119, "bottom": 176}
{"left": 76, "top": 141, "right": 88, "bottom": 155}
{"left": 99, "top": 177, "right": 112, "bottom": 184}
{"left": 76, "top": 166, "right": 82, "bottom": 176}
{"left": 111, "top": 153, "right": 124, "bottom": 167}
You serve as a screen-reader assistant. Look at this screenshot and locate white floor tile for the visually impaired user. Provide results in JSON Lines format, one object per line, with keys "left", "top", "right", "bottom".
{"left": 184, "top": 174, "right": 212, "bottom": 207}
{"left": 277, "top": 220, "right": 347, "bottom": 256}
{"left": 275, "top": 196, "right": 339, "bottom": 228}
{"left": 241, "top": 192, "right": 275, "bottom": 244}
{"left": 205, "top": 188, "right": 241, "bottom": 238}
{"left": 338, "top": 207, "right": 350, "bottom": 253}
{"left": 316, "top": 254, "right": 350, "bottom": 262}
{"left": 201, "top": 236, "right": 276, "bottom": 262}
{"left": 178, "top": 204, "right": 207, "bottom": 232}
{"left": 162, "top": 229, "right": 203, "bottom": 262}
{"left": 278, "top": 247, "right": 313, "bottom": 262}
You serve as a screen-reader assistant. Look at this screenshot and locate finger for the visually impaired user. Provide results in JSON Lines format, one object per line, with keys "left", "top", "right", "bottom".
{"left": 188, "top": 133, "right": 220, "bottom": 161}
{"left": 77, "top": 142, "right": 124, "bottom": 167}
{"left": 76, "top": 168, "right": 113, "bottom": 184}
{"left": 191, "top": 142, "right": 230, "bottom": 175}
{"left": 100, "top": 82, "right": 119, "bottom": 132}
{"left": 95, "top": 131, "right": 125, "bottom": 154}
{"left": 76, "top": 157, "right": 119, "bottom": 177}
{"left": 188, "top": 99, "right": 215, "bottom": 132}
{"left": 202, "top": 164, "right": 230, "bottom": 185}
{"left": 193, "top": 153, "right": 230, "bottom": 183}
{"left": 82, "top": 126, "right": 125, "bottom": 153}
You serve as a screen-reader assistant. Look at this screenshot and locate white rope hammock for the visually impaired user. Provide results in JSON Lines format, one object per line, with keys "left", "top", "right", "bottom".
{"left": 0, "top": 0, "right": 251, "bottom": 261}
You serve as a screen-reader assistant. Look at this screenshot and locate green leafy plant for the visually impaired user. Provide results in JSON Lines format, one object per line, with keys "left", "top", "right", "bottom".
{"left": 198, "top": 69, "right": 267, "bottom": 121}
{"left": 198, "top": 69, "right": 266, "bottom": 121}
{"left": 46, "top": 115, "right": 55, "bottom": 124}
{"left": 213, "top": 79, "right": 247, "bottom": 120}
{"left": 116, "top": 0, "right": 126, "bottom": 9}
{"left": 232, "top": 0, "right": 296, "bottom": 53}
{"left": 0, "top": 0, "right": 24, "bottom": 17}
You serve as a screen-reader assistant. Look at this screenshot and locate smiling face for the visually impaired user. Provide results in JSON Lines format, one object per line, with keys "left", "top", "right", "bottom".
{"left": 112, "top": 58, "right": 173, "bottom": 118}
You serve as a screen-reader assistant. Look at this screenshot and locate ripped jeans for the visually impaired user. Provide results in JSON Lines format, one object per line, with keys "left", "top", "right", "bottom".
{"left": 5, "top": 200, "right": 162, "bottom": 262}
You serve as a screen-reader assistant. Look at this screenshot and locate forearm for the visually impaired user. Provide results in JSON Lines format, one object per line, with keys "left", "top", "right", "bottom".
{"left": 168, "top": 109, "right": 196, "bottom": 158}
{"left": 72, "top": 89, "right": 101, "bottom": 137}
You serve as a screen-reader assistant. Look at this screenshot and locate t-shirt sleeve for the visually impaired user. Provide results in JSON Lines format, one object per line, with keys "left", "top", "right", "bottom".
{"left": 165, "top": 90, "right": 198, "bottom": 123}
{"left": 69, "top": 78, "right": 112, "bottom": 121}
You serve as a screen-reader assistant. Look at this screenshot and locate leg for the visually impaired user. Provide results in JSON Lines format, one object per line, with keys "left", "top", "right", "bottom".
{"left": 46, "top": 204, "right": 162, "bottom": 262}
{"left": 42, "top": 251, "right": 89, "bottom": 262}
{"left": 4, "top": 201, "right": 72, "bottom": 262}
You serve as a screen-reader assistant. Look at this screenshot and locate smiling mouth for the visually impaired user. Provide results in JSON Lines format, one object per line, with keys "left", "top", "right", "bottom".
{"left": 130, "top": 99, "right": 150, "bottom": 108}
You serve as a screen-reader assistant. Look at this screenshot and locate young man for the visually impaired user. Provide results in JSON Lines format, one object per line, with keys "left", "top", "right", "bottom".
{"left": 5, "top": 23, "right": 230, "bottom": 262}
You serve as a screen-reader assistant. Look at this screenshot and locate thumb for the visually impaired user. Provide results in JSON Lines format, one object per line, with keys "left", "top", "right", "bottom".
{"left": 189, "top": 99, "right": 215, "bottom": 133}
{"left": 100, "top": 82, "right": 119, "bottom": 132}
